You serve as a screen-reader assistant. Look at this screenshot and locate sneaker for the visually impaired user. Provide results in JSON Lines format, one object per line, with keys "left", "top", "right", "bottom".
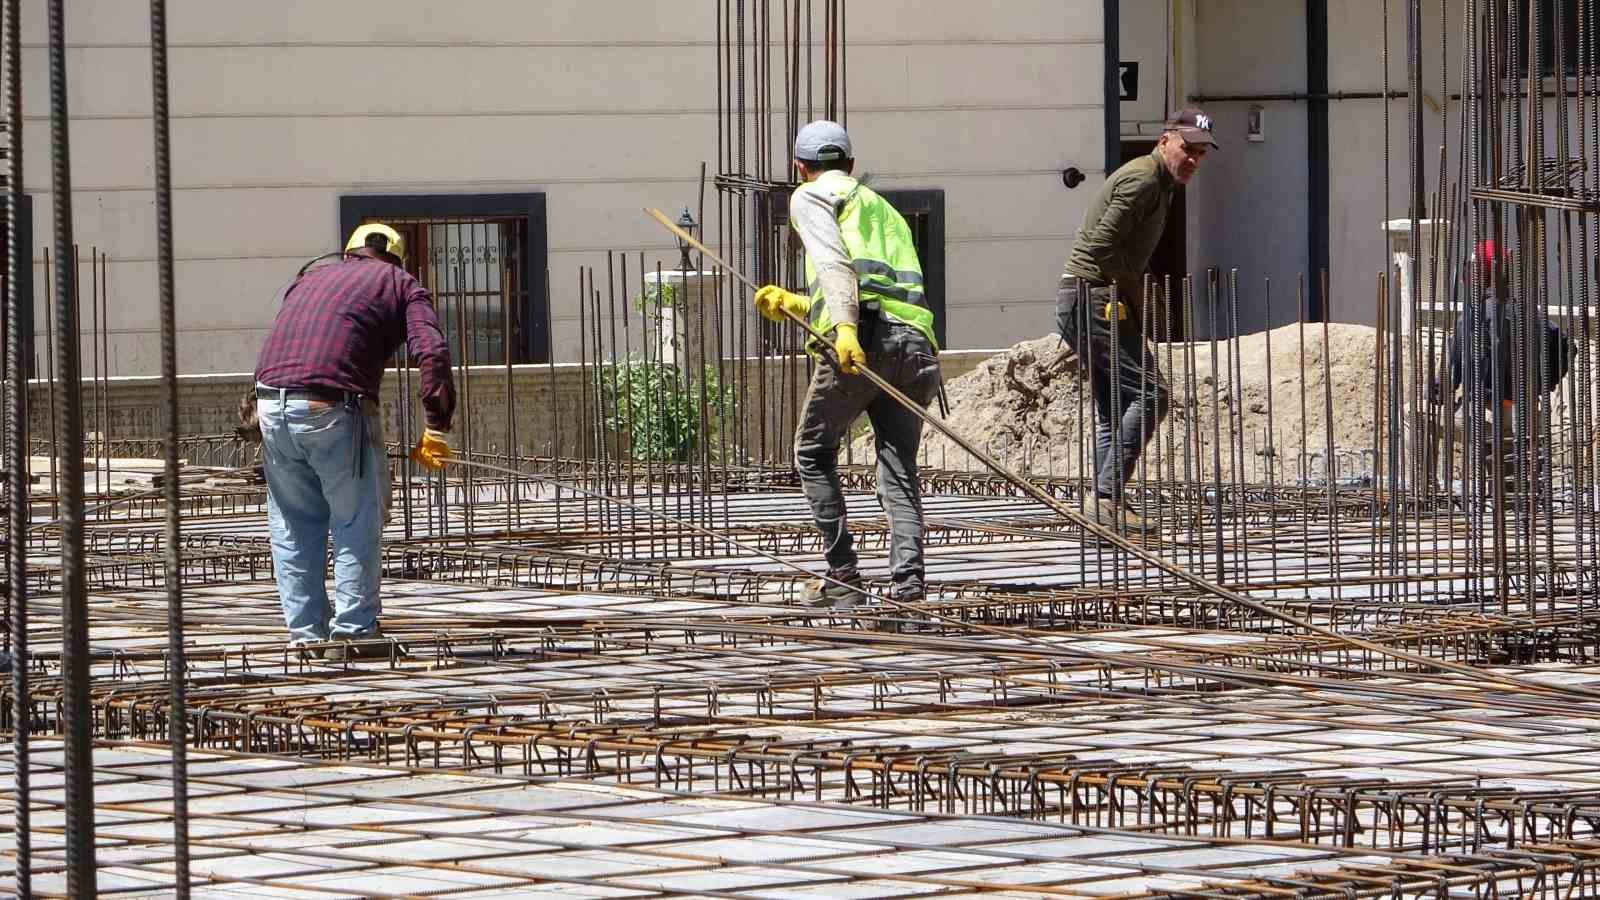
{"left": 289, "top": 639, "right": 326, "bottom": 662}
{"left": 325, "top": 630, "right": 408, "bottom": 662}
{"left": 801, "top": 568, "right": 866, "bottom": 609}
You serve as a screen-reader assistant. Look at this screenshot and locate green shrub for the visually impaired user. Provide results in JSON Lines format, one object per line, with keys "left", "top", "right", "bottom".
{"left": 601, "top": 357, "right": 737, "bottom": 462}
{"left": 632, "top": 281, "right": 679, "bottom": 312}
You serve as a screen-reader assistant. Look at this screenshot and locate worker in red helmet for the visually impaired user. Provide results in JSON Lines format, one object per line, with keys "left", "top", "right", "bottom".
{"left": 1432, "top": 239, "right": 1573, "bottom": 495}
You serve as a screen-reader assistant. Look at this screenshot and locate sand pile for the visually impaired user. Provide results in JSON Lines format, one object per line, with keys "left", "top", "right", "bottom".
{"left": 854, "top": 323, "right": 1401, "bottom": 481}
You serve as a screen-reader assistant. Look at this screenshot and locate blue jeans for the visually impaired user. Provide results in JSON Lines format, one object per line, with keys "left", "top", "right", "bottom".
{"left": 257, "top": 388, "right": 383, "bottom": 642}
{"left": 1056, "top": 275, "right": 1170, "bottom": 499}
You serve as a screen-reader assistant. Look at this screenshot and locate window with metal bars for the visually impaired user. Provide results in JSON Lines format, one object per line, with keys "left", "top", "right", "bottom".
{"left": 338, "top": 194, "right": 548, "bottom": 365}
{"left": 1511, "top": 0, "right": 1584, "bottom": 77}
{"left": 878, "top": 189, "right": 947, "bottom": 350}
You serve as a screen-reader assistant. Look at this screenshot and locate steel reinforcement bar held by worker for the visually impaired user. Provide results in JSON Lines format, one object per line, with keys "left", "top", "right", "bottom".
{"left": 252, "top": 224, "right": 455, "bottom": 661}
{"left": 753, "top": 120, "right": 942, "bottom": 609}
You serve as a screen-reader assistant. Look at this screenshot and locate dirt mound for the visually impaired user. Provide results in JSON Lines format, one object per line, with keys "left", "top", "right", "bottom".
{"left": 855, "top": 323, "right": 1393, "bottom": 482}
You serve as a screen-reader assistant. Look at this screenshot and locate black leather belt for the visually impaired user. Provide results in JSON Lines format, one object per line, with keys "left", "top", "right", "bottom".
{"left": 256, "top": 386, "right": 361, "bottom": 404}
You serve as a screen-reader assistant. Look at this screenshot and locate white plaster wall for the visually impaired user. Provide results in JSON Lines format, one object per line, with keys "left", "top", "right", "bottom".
{"left": 1325, "top": 0, "right": 1457, "bottom": 326}
{"left": 1175, "top": 0, "right": 1594, "bottom": 331}
{"left": 18, "top": 0, "right": 1106, "bottom": 373}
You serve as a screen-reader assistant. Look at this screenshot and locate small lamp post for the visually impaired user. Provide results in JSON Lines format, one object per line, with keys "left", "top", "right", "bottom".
{"left": 675, "top": 207, "right": 697, "bottom": 273}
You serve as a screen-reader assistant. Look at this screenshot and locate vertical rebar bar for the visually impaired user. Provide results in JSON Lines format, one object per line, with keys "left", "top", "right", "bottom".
{"left": 46, "top": 0, "right": 96, "bottom": 891}
{"left": 3, "top": 0, "right": 28, "bottom": 891}
{"left": 147, "top": 1, "right": 189, "bottom": 892}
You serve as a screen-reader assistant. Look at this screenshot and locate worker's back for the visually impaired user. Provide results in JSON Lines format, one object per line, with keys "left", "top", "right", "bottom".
{"left": 255, "top": 255, "right": 421, "bottom": 398}
{"left": 1447, "top": 294, "right": 1574, "bottom": 404}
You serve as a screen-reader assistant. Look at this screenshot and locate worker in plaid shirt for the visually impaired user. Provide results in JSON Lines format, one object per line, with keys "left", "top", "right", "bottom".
{"left": 253, "top": 224, "right": 455, "bottom": 660}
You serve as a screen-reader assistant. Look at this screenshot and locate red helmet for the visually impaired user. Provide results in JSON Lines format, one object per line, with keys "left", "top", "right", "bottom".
{"left": 1470, "top": 239, "right": 1497, "bottom": 282}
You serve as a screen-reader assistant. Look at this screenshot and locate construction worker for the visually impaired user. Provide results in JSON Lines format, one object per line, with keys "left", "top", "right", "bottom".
{"left": 253, "top": 224, "right": 455, "bottom": 659}
{"left": 1432, "top": 240, "right": 1574, "bottom": 494}
{"left": 753, "top": 120, "right": 941, "bottom": 608}
{"left": 1055, "top": 108, "right": 1216, "bottom": 532}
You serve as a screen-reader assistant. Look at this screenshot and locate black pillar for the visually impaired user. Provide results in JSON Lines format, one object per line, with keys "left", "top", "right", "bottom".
{"left": 1307, "top": 0, "right": 1330, "bottom": 320}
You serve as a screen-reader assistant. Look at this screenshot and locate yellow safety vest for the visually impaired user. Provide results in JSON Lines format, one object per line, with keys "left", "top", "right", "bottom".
{"left": 799, "top": 175, "right": 939, "bottom": 353}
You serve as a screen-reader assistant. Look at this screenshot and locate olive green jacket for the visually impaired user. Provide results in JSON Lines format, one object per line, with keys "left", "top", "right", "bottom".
{"left": 1063, "top": 149, "right": 1176, "bottom": 304}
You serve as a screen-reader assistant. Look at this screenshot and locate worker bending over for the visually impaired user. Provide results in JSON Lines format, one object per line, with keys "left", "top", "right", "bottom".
{"left": 754, "top": 121, "right": 942, "bottom": 608}
{"left": 253, "top": 224, "right": 455, "bottom": 659}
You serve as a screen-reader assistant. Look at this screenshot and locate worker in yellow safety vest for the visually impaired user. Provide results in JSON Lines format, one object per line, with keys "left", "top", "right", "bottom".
{"left": 753, "top": 120, "right": 941, "bottom": 609}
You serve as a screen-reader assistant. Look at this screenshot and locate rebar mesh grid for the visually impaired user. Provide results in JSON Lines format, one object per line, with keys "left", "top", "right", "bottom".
{"left": 9, "top": 740, "right": 1600, "bottom": 899}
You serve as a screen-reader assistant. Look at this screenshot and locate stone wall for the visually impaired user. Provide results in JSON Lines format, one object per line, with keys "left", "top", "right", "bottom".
{"left": 26, "top": 350, "right": 998, "bottom": 464}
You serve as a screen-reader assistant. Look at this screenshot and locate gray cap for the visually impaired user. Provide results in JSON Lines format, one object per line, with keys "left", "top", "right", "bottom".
{"left": 793, "top": 120, "right": 852, "bottom": 162}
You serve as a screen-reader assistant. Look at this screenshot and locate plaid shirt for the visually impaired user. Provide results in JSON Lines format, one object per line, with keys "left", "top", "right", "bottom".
{"left": 255, "top": 253, "right": 456, "bottom": 430}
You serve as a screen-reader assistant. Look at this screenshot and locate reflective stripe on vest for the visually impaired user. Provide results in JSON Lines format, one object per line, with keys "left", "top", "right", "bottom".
{"left": 798, "top": 174, "right": 939, "bottom": 353}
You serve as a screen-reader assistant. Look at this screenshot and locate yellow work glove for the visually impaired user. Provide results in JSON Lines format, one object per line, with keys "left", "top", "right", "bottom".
{"left": 753, "top": 284, "right": 808, "bottom": 323}
{"left": 831, "top": 323, "right": 866, "bottom": 375}
{"left": 409, "top": 428, "right": 452, "bottom": 472}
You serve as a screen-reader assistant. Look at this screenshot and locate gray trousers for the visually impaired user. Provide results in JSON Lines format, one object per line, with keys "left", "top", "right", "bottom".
{"left": 793, "top": 323, "right": 941, "bottom": 587}
{"left": 1056, "top": 275, "right": 1170, "bottom": 499}
{"left": 1443, "top": 403, "right": 1543, "bottom": 488}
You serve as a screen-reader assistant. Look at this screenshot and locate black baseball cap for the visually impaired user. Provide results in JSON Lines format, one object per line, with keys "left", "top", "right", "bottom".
{"left": 1164, "top": 107, "right": 1218, "bottom": 148}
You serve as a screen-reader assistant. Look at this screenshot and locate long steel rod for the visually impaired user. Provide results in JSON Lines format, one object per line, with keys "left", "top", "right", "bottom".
{"left": 643, "top": 206, "right": 1600, "bottom": 703}
{"left": 148, "top": 0, "right": 190, "bottom": 893}
{"left": 3, "top": 0, "right": 27, "bottom": 891}
{"left": 46, "top": 0, "right": 96, "bottom": 892}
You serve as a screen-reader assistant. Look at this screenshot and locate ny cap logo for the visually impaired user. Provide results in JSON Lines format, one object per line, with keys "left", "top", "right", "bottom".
{"left": 1195, "top": 114, "right": 1212, "bottom": 131}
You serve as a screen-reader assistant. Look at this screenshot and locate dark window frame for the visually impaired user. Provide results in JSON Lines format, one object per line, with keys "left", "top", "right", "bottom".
{"left": 3, "top": 194, "right": 34, "bottom": 378}
{"left": 339, "top": 192, "right": 549, "bottom": 363}
{"left": 879, "top": 189, "right": 947, "bottom": 350}
{"left": 1511, "top": 0, "right": 1583, "bottom": 77}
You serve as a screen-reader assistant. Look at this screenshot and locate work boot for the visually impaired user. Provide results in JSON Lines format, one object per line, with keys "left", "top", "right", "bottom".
{"left": 801, "top": 568, "right": 866, "bottom": 609}
{"left": 1116, "top": 501, "right": 1158, "bottom": 534}
{"left": 1082, "top": 495, "right": 1157, "bottom": 534}
{"left": 878, "top": 580, "right": 931, "bottom": 632}
{"left": 325, "top": 630, "right": 408, "bottom": 663}
{"left": 888, "top": 579, "right": 926, "bottom": 605}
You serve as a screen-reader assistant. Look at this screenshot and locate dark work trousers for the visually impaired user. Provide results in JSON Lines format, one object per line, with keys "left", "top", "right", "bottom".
{"left": 793, "top": 322, "right": 942, "bottom": 588}
{"left": 1056, "top": 275, "right": 1170, "bottom": 499}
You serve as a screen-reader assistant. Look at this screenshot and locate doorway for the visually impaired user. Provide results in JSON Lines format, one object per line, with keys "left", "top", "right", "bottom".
{"left": 1120, "top": 141, "right": 1186, "bottom": 340}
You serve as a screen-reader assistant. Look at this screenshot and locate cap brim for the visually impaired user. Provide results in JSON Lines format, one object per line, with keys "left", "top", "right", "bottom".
{"left": 796, "top": 147, "right": 850, "bottom": 162}
{"left": 1174, "top": 128, "right": 1218, "bottom": 147}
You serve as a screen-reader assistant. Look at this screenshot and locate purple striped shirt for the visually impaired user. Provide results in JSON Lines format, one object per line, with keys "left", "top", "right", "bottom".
{"left": 255, "top": 253, "right": 455, "bottom": 430}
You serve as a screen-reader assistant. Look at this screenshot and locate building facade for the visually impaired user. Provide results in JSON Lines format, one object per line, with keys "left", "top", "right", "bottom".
{"left": 17, "top": 0, "right": 1108, "bottom": 375}
{"left": 1123, "top": 0, "right": 1593, "bottom": 336}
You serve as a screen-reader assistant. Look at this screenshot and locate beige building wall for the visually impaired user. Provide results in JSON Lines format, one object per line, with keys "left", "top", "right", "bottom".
{"left": 17, "top": 0, "right": 1106, "bottom": 376}
{"left": 1134, "top": 0, "right": 1594, "bottom": 333}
